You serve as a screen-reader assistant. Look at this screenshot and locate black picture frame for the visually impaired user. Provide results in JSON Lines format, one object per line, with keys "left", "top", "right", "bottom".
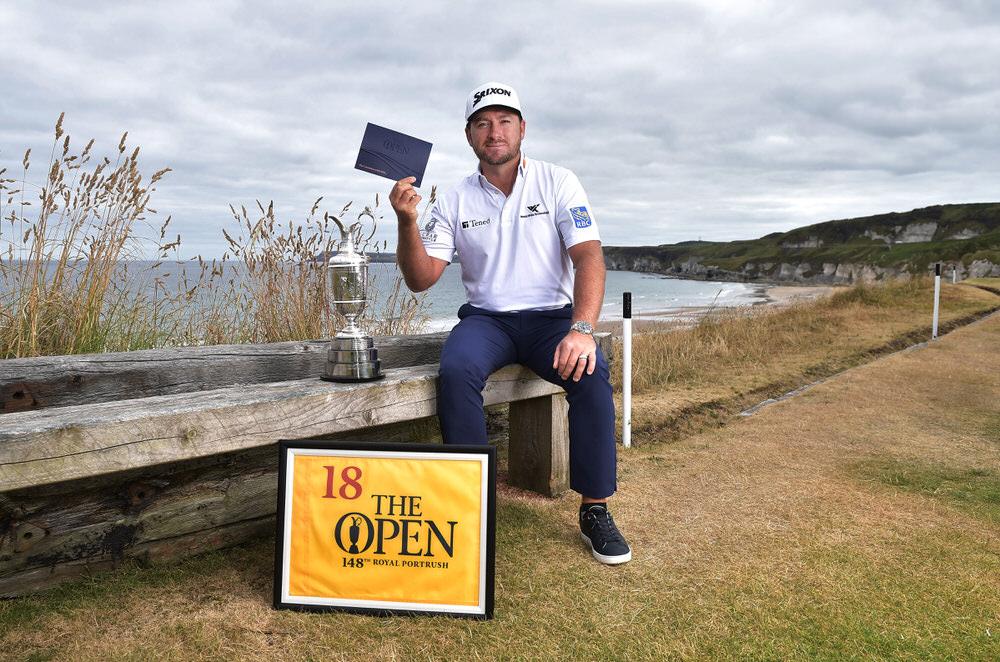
{"left": 273, "top": 440, "right": 496, "bottom": 619}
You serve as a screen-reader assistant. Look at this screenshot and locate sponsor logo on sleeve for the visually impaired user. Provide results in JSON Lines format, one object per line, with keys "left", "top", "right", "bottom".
{"left": 420, "top": 218, "right": 439, "bottom": 242}
{"left": 570, "top": 206, "right": 592, "bottom": 228}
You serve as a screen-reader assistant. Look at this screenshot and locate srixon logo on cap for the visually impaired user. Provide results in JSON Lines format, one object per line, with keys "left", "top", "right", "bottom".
{"left": 473, "top": 87, "right": 512, "bottom": 107}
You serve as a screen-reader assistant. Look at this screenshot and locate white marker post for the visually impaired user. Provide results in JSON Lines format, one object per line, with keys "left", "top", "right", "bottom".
{"left": 622, "top": 292, "right": 632, "bottom": 449}
{"left": 932, "top": 263, "right": 941, "bottom": 340}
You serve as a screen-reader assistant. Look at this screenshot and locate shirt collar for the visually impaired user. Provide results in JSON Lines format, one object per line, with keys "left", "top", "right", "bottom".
{"left": 477, "top": 154, "right": 528, "bottom": 191}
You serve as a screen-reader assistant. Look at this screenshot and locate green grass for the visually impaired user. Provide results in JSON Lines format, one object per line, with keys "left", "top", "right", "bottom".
{"left": 3, "top": 509, "right": 997, "bottom": 661}
{"left": 852, "top": 457, "right": 1000, "bottom": 525}
{"left": 604, "top": 201, "right": 1000, "bottom": 279}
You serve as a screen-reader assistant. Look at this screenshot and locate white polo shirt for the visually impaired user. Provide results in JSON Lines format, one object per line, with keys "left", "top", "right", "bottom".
{"left": 421, "top": 155, "right": 601, "bottom": 312}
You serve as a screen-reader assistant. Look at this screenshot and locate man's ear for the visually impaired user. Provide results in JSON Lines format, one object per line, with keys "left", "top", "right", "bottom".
{"left": 465, "top": 125, "right": 473, "bottom": 147}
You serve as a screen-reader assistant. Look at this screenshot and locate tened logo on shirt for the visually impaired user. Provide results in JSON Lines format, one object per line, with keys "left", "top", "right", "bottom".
{"left": 461, "top": 218, "right": 492, "bottom": 230}
{"left": 570, "top": 206, "right": 592, "bottom": 228}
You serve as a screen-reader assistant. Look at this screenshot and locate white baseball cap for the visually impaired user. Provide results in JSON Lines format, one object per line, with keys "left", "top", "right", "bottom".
{"left": 465, "top": 82, "right": 522, "bottom": 121}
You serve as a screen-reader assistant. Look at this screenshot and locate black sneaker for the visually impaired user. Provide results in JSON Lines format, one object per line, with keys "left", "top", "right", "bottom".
{"left": 579, "top": 504, "right": 632, "bottom": 565}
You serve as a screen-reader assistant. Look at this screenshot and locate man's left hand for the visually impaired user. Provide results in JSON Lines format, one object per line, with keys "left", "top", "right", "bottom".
{"left": 554, "top": 331, "right": 598, "bottom": 382}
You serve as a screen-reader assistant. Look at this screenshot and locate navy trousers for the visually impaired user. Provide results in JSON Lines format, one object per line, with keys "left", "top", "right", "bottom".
{"left": 437, "top": 304, "right": 618, "bottom": 499}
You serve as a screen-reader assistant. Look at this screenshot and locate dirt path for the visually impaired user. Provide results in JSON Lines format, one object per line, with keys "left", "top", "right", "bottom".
{"left": 611, "top": 310, "right": 1000, "bottom": 581}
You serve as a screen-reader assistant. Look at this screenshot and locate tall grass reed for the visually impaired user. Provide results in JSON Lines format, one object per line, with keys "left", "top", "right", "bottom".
{"left": 178, "top": 197, "right": 431, "bottom": 347}
{"left": 1, "top": 113, "right": 175, "bottom": 357}
{"left": 1, "top": 116, "right": 430, "bottom": 359}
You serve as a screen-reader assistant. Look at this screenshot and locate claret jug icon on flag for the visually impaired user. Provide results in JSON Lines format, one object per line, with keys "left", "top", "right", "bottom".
{"left": 273, "top": 441, "right": 496, "bottom": 619}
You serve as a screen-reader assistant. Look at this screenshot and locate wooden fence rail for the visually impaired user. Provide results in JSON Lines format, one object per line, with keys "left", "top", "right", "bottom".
{"left": 0, "top": 332, "right": 610, "bottom": 597}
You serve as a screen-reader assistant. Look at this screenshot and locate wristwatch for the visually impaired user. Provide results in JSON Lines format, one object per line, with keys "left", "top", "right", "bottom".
{"left": 570, "top": 320, "right": 594, "bottom": 335}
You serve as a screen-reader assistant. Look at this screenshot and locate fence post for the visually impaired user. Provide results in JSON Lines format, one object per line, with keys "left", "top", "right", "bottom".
{"left": 622, "top": 292, "right": 632, "bottom": 449}
{"left": 932, "top": 263, "right": 941, "bottom": 339}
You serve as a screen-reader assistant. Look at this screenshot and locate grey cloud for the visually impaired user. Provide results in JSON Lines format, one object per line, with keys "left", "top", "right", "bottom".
{"left": 2, "top": 0, "right": 998, "bottom": 257}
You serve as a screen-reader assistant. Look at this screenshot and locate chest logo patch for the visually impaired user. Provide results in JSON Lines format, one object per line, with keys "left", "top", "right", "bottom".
{"left": 521, "top": 203, "right": 549, "bottom": 219}
{"left": 570, "top": 206, "right": 592, "bottom": 228}
{"left": 461, "top": 218, "right": 491, "bottom": 230}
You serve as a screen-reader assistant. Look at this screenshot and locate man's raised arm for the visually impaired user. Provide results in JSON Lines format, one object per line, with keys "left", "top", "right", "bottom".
{"left": 388, "top": 176, "right": 447, "bottom": 292}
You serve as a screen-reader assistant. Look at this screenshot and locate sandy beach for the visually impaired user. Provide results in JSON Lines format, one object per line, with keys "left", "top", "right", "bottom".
{"left": 760, "top": 284, "right": 839, "bottom": 307}
{"left": 596, "top": 283, "right": 839, "bottom": 334}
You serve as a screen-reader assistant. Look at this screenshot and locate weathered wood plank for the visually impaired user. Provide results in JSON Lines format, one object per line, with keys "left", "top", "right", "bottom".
{"left": 508, "top": 394, "right": 571, "bottom": 496}
{"left": 0, "top": 332, "right": 610, "bottom": 415}
{"left": 0, "top": 333, "right": 450, "bottom": 413}
{"left": 1, "top": 423, "right": 453, "bottom": 598}
{"left": 1, "top": 516, "right": 276, "bottom": 598}
{"left": 0, "top": 332, "right": 613, "bottom": 596}
{"left": 0, "top": 364, "right": 562, "bottom": 492}
{"left": 0, "top": 444, "right": 278, "bottom": 595}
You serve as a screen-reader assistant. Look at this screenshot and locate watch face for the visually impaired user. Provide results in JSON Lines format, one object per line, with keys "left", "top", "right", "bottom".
{"left": 572, "top": 321, "right": 593, "bottom": 334}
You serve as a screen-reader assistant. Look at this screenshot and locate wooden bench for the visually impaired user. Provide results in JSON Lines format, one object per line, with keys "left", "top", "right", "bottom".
{"left": 0, "top": 332, "right": 610, "bottom": 597}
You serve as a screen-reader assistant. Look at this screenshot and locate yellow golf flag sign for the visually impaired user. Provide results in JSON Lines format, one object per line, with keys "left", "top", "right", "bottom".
{"left": 274, "top": 441, "right": 496, "bottom": 618}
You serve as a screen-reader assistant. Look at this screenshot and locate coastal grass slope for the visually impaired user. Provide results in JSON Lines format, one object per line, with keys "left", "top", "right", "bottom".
{"left": 2, "top": 278, "right": 999, "bottom": 661}
{"left": 604, "top": 202, "right": 1000, "bottom": 283}
{"left": 612, "top": 277, "right": 1000, "bottom": 444}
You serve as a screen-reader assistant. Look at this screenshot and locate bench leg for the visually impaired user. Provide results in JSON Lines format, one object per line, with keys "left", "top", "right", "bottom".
{"left": 507, "top": 394, "right": 570, "bottom": 497}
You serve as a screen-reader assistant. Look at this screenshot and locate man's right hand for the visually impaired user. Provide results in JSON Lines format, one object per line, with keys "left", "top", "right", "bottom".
{"left": 389, "top": 177, "right": 422, "bottom": 225}
{"left": 390, "top": 176, "right": 446, "bottom": 292}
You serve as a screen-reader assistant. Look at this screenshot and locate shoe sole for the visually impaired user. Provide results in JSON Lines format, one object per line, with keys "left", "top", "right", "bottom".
{"left": 580, "top": 531, "right": 632, "bottom": 565}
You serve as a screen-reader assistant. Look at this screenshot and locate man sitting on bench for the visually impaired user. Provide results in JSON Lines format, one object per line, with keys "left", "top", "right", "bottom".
{"left": 389, "top": 81, "right": 631, "bottom": 565}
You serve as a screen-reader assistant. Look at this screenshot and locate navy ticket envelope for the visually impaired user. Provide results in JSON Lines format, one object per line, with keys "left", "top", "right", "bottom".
{"left": 355, "top": 123, "right": 433, "bottom": 188}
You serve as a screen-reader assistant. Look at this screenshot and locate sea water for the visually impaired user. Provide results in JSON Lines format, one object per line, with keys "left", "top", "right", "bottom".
{"left": 373, "top": 263, "right": 764, "bottom": 331}
{"left": 2, "top": 260, "right": 765, "bottom": 334}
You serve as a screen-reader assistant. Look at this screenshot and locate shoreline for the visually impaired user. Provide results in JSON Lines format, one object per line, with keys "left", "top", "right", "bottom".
{"left": 419, "top": 282, "right": 841, "bottom": 335}
{"left": 595, "top": 284, "right": 838, "bottom": 334}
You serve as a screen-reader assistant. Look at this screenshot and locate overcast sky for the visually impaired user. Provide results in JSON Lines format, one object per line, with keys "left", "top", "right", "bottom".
{"left": 2, "top": 0, "right": 998, "bottom": 259}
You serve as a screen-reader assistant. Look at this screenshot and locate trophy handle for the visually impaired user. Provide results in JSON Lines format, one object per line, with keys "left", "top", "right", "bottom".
{"left": 356, "top": 207, "right": 378, "bottom": 245}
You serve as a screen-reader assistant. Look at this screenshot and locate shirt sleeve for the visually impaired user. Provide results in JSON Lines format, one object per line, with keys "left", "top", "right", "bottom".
{"left": 419, "top": 198, "right": 456, "bottom": 263}
{"left": 552, "top": 167, "right": 601, "bottom": 249}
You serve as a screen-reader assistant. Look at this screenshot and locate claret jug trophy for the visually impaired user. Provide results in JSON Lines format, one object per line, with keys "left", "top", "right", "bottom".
{"left": 321, "top": 207, "right": 384, "bottom": 382}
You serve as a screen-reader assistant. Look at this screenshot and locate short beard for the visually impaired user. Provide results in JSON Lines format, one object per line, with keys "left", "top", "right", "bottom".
{"left": 472, "top": 140, "right": 520, "bottom": 167}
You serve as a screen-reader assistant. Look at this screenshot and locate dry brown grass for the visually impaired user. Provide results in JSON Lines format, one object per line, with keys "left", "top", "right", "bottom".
{"left": 0, "top": 113, "right": 174, "bottom": 356}
{"left": 1, "top": 117, "right": 430, "bottom": 358}
{"left": 169, "top": 199, "right": 430, "bottom": 346}
{"left": 3, "top": 281, "right": 1000, "bottom": 660}
{"left": 613, "top": 278, "right": 1000, "bottom": 445}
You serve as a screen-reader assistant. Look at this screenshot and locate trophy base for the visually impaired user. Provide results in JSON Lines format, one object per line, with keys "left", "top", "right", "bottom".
{"left": 321, "top": 336, "right": 385, "bottom": 383}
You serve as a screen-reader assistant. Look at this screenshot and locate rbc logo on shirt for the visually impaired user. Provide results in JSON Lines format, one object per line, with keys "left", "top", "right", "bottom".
{"left": 570, "top": 206, "right": 592, "bottom": 228}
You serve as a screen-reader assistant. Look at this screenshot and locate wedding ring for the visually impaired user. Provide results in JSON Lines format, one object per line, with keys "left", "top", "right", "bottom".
{"left": 578, "top": 354, "right": 589, "bottom": 360}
